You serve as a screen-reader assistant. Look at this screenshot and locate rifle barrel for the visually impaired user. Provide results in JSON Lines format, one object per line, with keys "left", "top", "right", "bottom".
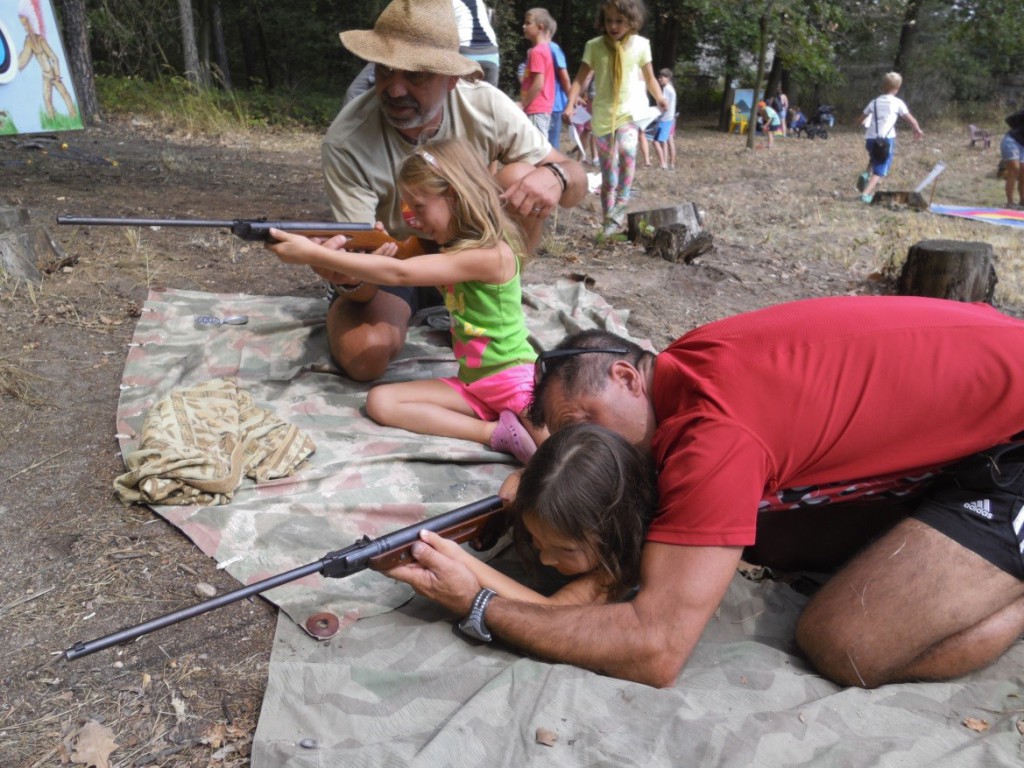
{"left": 62, "top": 556, "right": 331, "bottom": 660}
{"left": 57, "top": 216, "right": 238, "bottom": 228}
{"left": 63, "top": 494, "right": 504, "bottom": 661}
{"left": 56, "top": 217, "right": 377, "bottom": 242}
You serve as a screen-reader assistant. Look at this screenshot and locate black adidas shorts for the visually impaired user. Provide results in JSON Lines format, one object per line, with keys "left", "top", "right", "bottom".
{"left": 913, "top": 442, "right": 1024, "bottom": 580}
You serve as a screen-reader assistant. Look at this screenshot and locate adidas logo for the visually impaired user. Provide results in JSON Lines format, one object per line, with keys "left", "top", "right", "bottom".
{"left": 963, "top": 499, "right": 993, "bottom": 519}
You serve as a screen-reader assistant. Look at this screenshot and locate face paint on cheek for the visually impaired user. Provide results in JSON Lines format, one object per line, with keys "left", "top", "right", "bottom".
{"left": 401, "top": 200, "right": 419, "bottom": 229}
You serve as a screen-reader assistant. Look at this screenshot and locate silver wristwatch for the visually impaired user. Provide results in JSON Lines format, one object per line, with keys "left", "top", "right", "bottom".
{"left": 458, "top": 587, "right": 497, "bottom": 642}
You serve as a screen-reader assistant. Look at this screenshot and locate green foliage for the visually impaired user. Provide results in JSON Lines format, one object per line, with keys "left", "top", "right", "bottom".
{"left": 95, "top": 75, "right": 340, "bottom": 132}
{"left": 949, "top": 0, "right": 1024, "bottom": 86}
{"left": 77, "top": 0, "right": 1022, "bottom": 126}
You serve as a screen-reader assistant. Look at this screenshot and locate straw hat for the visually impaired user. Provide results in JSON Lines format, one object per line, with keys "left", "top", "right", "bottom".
{"left": 340, "top": 0, "right": 483, "bottom": 80}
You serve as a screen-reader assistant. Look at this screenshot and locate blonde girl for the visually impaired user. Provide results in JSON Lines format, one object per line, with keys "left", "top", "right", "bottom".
{"left": 562, "top": 0, "right": 666, "bottom": 237}
{"left": 411, "top": 423, "right": 658, "bottom": 605}
{"left": 268, "top": 138, "right": 544, "bottom": 463}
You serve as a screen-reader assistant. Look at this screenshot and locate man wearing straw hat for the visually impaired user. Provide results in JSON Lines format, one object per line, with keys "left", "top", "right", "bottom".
{"left": 315, "top": 0, "right": 586, "bottom": 382}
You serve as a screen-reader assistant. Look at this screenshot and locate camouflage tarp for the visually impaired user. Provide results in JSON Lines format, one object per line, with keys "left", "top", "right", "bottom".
{"left": 116, "top": 282, "right": 640, "bottom": 636}
{"left": 122, "top": 287, "right": 1023, "bottom": 766}
{"left": 251, "top": 551, "right": 1024, "bottom": 767}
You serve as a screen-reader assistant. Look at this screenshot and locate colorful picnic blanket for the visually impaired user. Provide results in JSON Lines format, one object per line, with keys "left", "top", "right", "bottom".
{"left": 930, "top": 204, "right": 1024, "bottom": 228}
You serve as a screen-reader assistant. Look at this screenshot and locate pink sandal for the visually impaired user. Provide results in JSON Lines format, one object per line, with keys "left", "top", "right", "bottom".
{"left": 490, "top": 411, "right": 538, "bottom": 464}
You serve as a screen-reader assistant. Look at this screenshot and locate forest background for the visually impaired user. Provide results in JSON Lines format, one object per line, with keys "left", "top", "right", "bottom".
{"left": 51, "top": 0, "right": 1024, "bottom": 135}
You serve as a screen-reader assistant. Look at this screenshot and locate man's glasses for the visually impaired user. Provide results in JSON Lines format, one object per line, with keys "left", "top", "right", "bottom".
{"left": 534, "top": 347, "right": 630, "bottom": 382}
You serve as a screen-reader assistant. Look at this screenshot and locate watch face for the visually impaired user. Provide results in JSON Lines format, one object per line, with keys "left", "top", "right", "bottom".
{"left": 193, "top": 315, "right": 248, "bottom": 329}
{"left": 193, "top": 315, "right": 222, "bottom": 329}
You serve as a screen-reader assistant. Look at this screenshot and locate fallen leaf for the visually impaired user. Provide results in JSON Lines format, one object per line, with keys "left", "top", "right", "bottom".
{"left": 202, "top": 721, "right": 228, "bottom": 749}
{"left": 535, "top": 727, "right": 557, "bottom": 747}
{"left": 70, "top": 720, "right": 119, "bottom": 768}
{"left": 963, "top": 717, "right": 990, "bottom": 732}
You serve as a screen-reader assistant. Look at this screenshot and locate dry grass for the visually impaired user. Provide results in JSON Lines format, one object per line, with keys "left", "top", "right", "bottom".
{"left": 0, "top": 355, "right": 49, "bottom": 406}
{"left": 637, "top": 122, "right": 1023, "bottom": 301}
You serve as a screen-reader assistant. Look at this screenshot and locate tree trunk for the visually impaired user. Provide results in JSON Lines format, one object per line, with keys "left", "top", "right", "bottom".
{"left": 56, "top": 0, "right": 100, "bottom": 123}
{"left": 897, "top": 240, "right": 997, "bottom": 303}
{"left": 746, "top": 3, "right": 774, "bottom": 150}
{"left": 892, "top": 0, "right": 923, "bottom": 74}
{"left": 765, "top": 54, "right": 783, "bottom": 100}
{"left": 177, "top": 0, "right": 205, "bottom": 88}
{"left": 239, "top": 18, "right": 258, "bottom": 88}
{"left": 253, "top": 6, "right": 275, "bottom": 89}
{"left": 196, "top": 0, "right": 212, "bottom": 87}
{"left": 559, "top": 0, "right": 573, "bottom": 62}
{"left": 652, "top": 10, "right": 678, "bottom": 73}
{"left": 720, "top": 56, "right": 736, "bottom": 131}
{"left": 210, "top": 0, "right": 232, "bottom": 91}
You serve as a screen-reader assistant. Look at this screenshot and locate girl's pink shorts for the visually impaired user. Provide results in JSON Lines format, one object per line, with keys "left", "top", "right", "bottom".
{"left": 442, "top": 363, "right": 535, "bottom": 421}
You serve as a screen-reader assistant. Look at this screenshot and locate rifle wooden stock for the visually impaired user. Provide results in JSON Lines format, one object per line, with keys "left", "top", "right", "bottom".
{"left": 56, "top": 216, "right": 429, "bottom": 258}
{"left": 367, "top": 509, "right": 508, "bottom": 571}
{"left": 62, "top": 495, "right": 506, "bottom": 661}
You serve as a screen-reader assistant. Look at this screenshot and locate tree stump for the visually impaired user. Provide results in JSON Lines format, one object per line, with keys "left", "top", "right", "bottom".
{"left": 897, "top": 239, "right": 997, "bottom": 303}
{"left": 627, "top": 203, "right": 703, "bottom": 244}
{"left": 0, "top": 206, "right": 69, "bottom": 283}
{"left": 648, "top": 223, "right": 715, "bottom": 264}
{"left": 870, "top": 190, "right": 928, "bottom": 210}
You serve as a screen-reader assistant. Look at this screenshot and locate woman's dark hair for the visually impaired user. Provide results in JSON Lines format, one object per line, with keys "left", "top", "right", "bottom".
{"left": 511, "top": 423, "right": 658, "bottom": 595}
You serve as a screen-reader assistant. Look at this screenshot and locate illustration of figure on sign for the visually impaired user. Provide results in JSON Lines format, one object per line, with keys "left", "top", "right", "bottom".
{"left": 17, "top": 0, "right": 77, "bottom": 124}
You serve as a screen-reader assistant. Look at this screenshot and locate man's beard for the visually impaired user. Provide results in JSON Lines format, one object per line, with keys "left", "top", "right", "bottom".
{"left": 381, "top": 94, "right": 445, "bottom": 132}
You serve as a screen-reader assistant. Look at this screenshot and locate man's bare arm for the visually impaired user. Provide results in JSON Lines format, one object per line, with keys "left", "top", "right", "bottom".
{"left": 500, "top": 148, "right": 586, "bottom": 218}
{"left": 389, "top": 539, "right": 742, "bottom": 687}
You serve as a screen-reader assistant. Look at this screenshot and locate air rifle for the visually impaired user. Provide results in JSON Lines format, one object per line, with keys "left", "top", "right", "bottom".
{"left": 56, "top": 216, "right": 427, "bottom": 258}
{"left": 63, "top": 495, "right": 506, "bottom": 661}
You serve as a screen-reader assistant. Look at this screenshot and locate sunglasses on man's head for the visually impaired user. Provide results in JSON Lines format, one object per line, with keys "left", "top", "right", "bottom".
{"left": 534, "top": 347, "right": 630, "bottom": 382}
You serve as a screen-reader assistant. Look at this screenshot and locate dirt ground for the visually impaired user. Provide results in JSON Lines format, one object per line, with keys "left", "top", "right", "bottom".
{"left": 2, "top": 114, "right": 1023, "bottom": 767}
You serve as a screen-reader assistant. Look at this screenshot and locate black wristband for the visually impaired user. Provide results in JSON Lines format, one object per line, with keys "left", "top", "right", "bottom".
{"left": 542, "top": 162, "right": 568, "bottom": 194}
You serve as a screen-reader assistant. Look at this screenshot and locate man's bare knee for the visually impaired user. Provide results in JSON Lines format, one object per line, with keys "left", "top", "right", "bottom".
{"left": 795, "top": 601, "right": 886, "bottom": 688}
{"left": 335, "top": 349, "right": 391, "bottom": 383}
{"left": 326, "top": 296, "right": 409, "bottom": 382}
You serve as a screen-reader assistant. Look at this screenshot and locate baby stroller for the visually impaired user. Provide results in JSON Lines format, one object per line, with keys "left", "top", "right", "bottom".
{"left": 801, "top": 105, "right": 834, "bottom": 139}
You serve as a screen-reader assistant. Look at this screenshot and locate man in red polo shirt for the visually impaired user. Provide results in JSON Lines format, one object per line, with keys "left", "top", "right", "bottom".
{"left": 389, "top": 296, "right": 1024, "bottom": 689}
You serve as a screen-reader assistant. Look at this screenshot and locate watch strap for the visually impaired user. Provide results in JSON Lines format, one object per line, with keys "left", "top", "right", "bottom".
{"left": 458, "top": 587, "right": 497, "bottom": 642}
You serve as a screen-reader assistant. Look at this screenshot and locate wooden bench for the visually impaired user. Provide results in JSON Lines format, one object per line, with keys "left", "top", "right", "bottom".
{"left": 968, "top": 124, "right": 992, "bottom": 149}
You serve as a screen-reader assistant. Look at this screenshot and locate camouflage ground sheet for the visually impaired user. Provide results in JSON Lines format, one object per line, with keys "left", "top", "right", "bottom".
{"left": 116, "top": 281, "right": 637, "bottom": 636}
{"left": 253, "top": 554, "right": 1024, "bottom": 767}
{"left": 120, "top": 287, "right": 1024, "bottom": 766}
